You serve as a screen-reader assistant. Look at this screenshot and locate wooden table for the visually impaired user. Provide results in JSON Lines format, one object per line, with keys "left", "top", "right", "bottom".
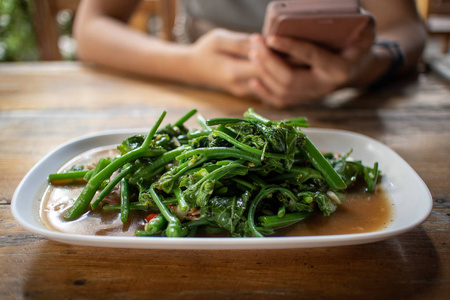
{"left": 1, "top": 62, "right": 449, "bottom": 299}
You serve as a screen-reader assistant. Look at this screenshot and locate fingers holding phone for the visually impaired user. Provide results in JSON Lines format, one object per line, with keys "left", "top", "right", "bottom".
{"left": 249, "top": 0, "right": 377, "bottom": 107}
{"left": 249, "top": 34, "right": 353, "bottom": 108}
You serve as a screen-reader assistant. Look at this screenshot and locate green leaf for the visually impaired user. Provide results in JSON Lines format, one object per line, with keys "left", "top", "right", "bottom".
{"left": 117, "top": 135, "right": 145, "bottom": 155}
{"left": 209, "top": 191, "right": 250, "bottom": 235}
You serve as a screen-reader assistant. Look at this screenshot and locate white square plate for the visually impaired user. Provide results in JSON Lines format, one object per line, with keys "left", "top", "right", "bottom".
{"left": 11, "top": 128, "right": 432, "bottom": 249}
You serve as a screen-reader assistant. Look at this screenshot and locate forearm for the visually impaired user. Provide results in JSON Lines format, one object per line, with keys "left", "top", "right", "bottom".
{"left": 350, "top": 0, "right": 427, "bottom": 87}
{"left": 74, "top": 0, "right": 258, "bottom": 99}
{"left": 349, "top": 21, "right": 426, "bottom": 88}
{"left": 375, "top": 19, "right": 427, "bottom": 74}
{"left": 74, "top": 3, "right": 194, "bottom": 84}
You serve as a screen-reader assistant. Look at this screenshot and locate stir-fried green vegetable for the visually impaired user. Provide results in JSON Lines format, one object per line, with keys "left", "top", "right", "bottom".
{"left": 48, "top": 109, "right": 381, "bottom": 237}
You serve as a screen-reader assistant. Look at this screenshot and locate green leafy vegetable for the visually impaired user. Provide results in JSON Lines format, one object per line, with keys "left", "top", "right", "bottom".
{"left": 49, "top": 108, "right": 381, "bottom": 237}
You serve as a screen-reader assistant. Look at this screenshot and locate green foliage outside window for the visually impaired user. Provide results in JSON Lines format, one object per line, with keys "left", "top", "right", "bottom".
{"left": 0, "top": 0, "right": 39, "bottom": 61}
{"left": 0, "top": 0, "right": 75, "bottom": 61}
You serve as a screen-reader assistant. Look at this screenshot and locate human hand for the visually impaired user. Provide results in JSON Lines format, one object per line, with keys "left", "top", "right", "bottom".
{"left": 186, "top": 28, "right": 258, "bottom": 98}
{"left": 248, "top": 20, "right": 376, "bottom": 108}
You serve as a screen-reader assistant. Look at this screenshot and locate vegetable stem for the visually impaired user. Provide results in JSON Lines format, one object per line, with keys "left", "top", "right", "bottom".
{"left": 302, "top": 137, "right": 347, "bottom": 190}
{"left": 120, "top": 178, "right": 130, "bottom": 223}
{"left": 174, "top": 187, "right": 188, "bottom": 212}
{"left": 244, "top": 108, "right": 272, "bottom": 126}
{"left": 248, "top": 186, "right": 299, "bottom": 237}
{"left": 64, "top": 111, "right": 167, "bottom": 221}
{"left": 149, "top": 185, "right": 188, "bottom": 237}
{"left": 213, "top": 130, "right": 287, "bottom": 160}
{"left": 176, "top": 147, "right": 262, "bottom": 164}
{"left": 206, "top": 117, "right": 247, "bottom": 126}
{"left": 48, "top": 170, "right": 88, "bottom": 183}
{"left": 174, "top": 109, "right": 197, "bottom": 128}
{"left": 91, "top": 164, "right": 136, "bottom": 210}
{"left": 258, "top": 212, "right": 312, "bottom": 229}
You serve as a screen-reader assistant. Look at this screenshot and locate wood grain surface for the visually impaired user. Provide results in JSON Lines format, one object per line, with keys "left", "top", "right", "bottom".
{"left": 0, "top": 62, "right": 449, "bottom": 300}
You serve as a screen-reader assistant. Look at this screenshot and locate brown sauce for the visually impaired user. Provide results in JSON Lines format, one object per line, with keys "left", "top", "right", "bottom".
{"left": 279, "top": 185, "right": 394, "bottom": 236}
{"left": 40, "top": 147, "right": 394, "bottom": 237}
{"left": 39, "top": 146, "right": 148, "bottom": 236}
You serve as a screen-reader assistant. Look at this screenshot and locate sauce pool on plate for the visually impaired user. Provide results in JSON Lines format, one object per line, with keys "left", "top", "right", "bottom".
{"left": 279, "top": 185, "right": 393, "bottom": 236}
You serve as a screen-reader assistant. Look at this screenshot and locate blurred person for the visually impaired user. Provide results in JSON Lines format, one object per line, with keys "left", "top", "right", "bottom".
{"left": 74, "top": 0, "right": 426, "bottom": 108}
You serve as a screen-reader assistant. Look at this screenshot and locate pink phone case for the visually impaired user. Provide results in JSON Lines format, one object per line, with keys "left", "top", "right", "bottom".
{"left": 263, "top": 0, "right": 372, "bottom": 51}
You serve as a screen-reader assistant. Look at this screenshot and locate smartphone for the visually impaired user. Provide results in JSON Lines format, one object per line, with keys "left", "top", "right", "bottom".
{"left": 262, "top": 0, "right": 373, "bottom": 52}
